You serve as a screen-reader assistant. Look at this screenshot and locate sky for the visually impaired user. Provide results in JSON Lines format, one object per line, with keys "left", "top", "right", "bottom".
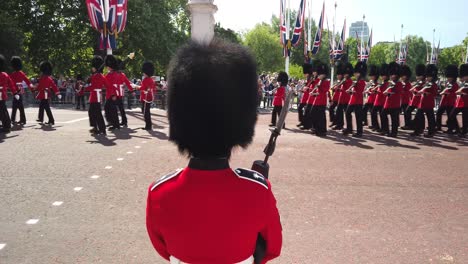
{"left": 214, "top": 0, "right": 468, "bottom": 48}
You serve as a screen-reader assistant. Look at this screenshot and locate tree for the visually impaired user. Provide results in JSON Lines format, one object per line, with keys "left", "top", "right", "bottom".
{"left": 244, "top": 24, "right": 284, "bottom": 73}
{"left": 215, "top": 23, "right": 240, "bottom": 44}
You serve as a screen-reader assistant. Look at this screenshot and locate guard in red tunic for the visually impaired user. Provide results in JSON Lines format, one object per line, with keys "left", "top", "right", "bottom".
{"left": 134, "top": 62, "right": 156, "bottom": 130}
{"left": 344, "top": 61, "right": 367, "bottom": 137}
{"left": 74, "top": 74, "right": 86, "bottom": 110}
{"left": 0, "top": 55, "right": 16, "bottom": 133}
{"left": 436, "top": 65, "right": 458, "bottom": 131}
{"left": 399, "top": 65, "right": 412, "bottom": 120}
{"left": 371, "top": 63, "right": 389, "bottom": 132}
{"left": 86, "top": 56, "right": 110, "bottom": 135}
{"left": 333, "top": 63, "right": 354, "bottom": 130}
{"left": 146, "top": 40, "right": 282, "bottom": 264}
{"left": 297, "top": 63, "right": 313, "bottom": 127}
{"left": 411, "top": 64, "right": 438, "bottom": 137}
{"left": 381, "top": 62, "right": 403, "bottom": 137}
{"left": 329, "top": 62, "right": 345, "bottom": 128}
{"left": 33, "top": 61, "right": 61, "bottom": 126}
{"left": 115, "top": 58, "right": 134, "bottom": 127}
{"left": 447, "top": 64, "right": 468, "bottom": 137}
{"left": 363, "top": 65, "right": 379, "bottom": 128}
{"left": 9, "top": 56, "right": 32, "bottom": 125}
{"left": 301, "top": 63, "right": 319, "bottom": 130}
{"left": 270, "top": 72, "right": 288, "bottom": 128}
{"left": 402, "top": 64, "right": 426, "bottom": 130}
{"left": 310, "top": 63, "right": 330, "bottom": 137}
{"left": 104, "top": 55, "right": 121, "bottom": 131}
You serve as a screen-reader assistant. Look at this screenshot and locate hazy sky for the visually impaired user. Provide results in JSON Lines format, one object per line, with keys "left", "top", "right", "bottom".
{"left": 214, "top": 0, "right": 467, "bottom": 48}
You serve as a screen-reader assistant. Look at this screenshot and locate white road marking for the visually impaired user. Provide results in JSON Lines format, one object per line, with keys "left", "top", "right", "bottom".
{"left": 52, "top": 201, "right": 64, "bottom": 206}
{"left": 0, "top": 244, "right": 5, "bottom": 250}
{"left": 105, "top": 166, "right": 112, "bottom": 169}
{"left": 135, "top": 146, "right": 141, "bottom": 149}
{"left": 90, "top": 175, "right": 100, "bottom": 179}
{"left": 56, "top": 117, "right": 89, "bottom": 124}
{"left": 26, "top": 219, "right": 39, "bottom": 225}
{"left": 117, "top": 158, "right": 124, "bottom": 161}
{"left": 142, "top": 141, "right": 147, "bottom": 144}
{"left": 126, "top": 151, "right": 133, "bottom": 154}
{"left": 74, "top": 187, "right": 83, "bottom": 192}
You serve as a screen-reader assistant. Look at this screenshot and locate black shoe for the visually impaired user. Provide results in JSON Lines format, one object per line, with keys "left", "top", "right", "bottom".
{"left": 342, "top": 129, "right": 351, "bottom": 135}
{"left": 387, "top": 133, "right": 397, "bottom": 138}
{"left": 145, "top": 127, "right": 153, "bottom": 131}
{"left": 400, "top": 126, "right": 411, "bottom": 130}
{"left": 108, "top": 127, "right": 119, "bottom": 131}
{"left": 379, "top": 131, "right": 388, "bottom": 135}
{"left": 352, "top": 133, "right": 362, "bottom": 138}
{"left": 368, "top": 126, "right": 375, "bottom": 130}
{"left": 44, "top": 122, "right": 54, "bottom": 126}
{"left": 296, "top": 123, "right": 303, "bottom": 127}
{"left": 458, "top": 133, "right": 466, "bottom": 138}
{"left": 0, "top": 128, "right": 11, "bottom": 133}
{"left": 316, "top": 132, "right": 327, "bottom": 137}
{"left": 332, "top": 126, "right": 342, "bottom": 131}
{"left": 410, "top": 132, "right": 421, "bottom": 137}
{"left": 424, "top": 133, "right": 434, "bottom": 138}
{"left": 299, "top": 126, "right": 308, "bottom": 130}
{"left": 120, "top": 123, "right": 128, "bottom": 127}
{"left": 36, "top": 119, "right": 43, "bottom": 123}
{"left": 89, "top": 128, "right": 98, "bottom": 133}
{"left": 269, "top": 123, "right": 275, "bottom": 127}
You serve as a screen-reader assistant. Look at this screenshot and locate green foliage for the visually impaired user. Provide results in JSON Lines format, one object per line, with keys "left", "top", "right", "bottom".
{"left": 244, "top": 24, "right": 284, "bottom": 73}
{"left": 215, "top": 23, "right": 240, "bottom": 44}
{"left": 288, "top": 64, "right": 304, "bottom": 80}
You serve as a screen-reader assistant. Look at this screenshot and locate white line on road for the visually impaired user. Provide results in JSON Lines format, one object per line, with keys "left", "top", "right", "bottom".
{"left": 142, "top": 141, "right": 147, "bottom": 144}
{"left": 26, "top": 219, "right": 39, "bottom": 225}
{"left": 135, "top": 146, "right": 141, "bottom": 149}
{"left": 90, "top": 175, "right": 100, "bottom": 179}
{"left": 105, "top": 166, "right": 112, "bottom": 169}
{"left": 74, "top": 187, "right": 83, "bottom": 192}
{"left": 52, "top": 201, "right": 64, "bottom": 206}
{"left": 117, "top": 158, "right": 124, "bottom": 161}
{"left": 126, "top": 151, "right": 133, "bottom": 154}
{"left": 0, "top": 244, "right": 5, "bottom": 250}
{"left": 56, "top": 117, "right": 89, "bottom": 124}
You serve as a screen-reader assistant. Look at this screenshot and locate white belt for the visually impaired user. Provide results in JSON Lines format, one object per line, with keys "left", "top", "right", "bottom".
{"left": 170, "top": 256, "right": 254, "bottom": 264}
{"left": 0, "top": 86, "right": 3, "bottom": 101}
{"left": 95, "top": 89, "right": 102, "bottom": 103}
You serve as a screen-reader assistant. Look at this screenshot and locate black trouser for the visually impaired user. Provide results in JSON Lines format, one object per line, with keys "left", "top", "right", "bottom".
{"left": 447, "top": 107, "right": 468, "bottom": 134}
{"left": 381, "top": 108, "right": 400, "bottom": 135}
{"left": 302, "top": 104, "right": 313, "bottom": 129}
{"left": 116, "top": 98, "right": 127, "bottom": 125}
{"left": 400, "top": 104, "right": 408, "bottom": 114}
{"left": 404, "top": 105, "right": 416, "bottom": 128}
{"left": 414, "top": 108, "right": 436, "bottom": 134}
{"left": 38, "top": 99, "right": 54, "bottom": 124}
{"left": 11, "top": 95, "right": 26, "bottom": 123}
{"left": 329, "top": 101, "right": 338, "bottom": 125}
{"left": 127, "top": 94, "right": 133, "bottom": 110}
{"left": 312, "top": 105, "right": 326, "bottom": 134}
{"left": 271, "top": 106, "right": 282, "bottom": 125}
{"left": 362, "top": 103, "right": 373, "bottom": 126}
{"left": 298, "top": 103, "right": 306, "bottom": 124}
{"left": 141, "top": 102, "right": 145, "bottom": 113}
{"left": 334, "top": 103, "right": 347, "bottom": 128}
{"left": 89, "top": 103, "right": 106, "bottom": 133}
{"left": 346, "top": 104, "right": 363, "bottom": 134}
{"left": 436, "top": 105, "right": 453, "bottom": 129}
{"left": 0, "top": 101, "right": 11, "bottom": 129}
{"left": 75, "top": 95, "right": 85, "bottom": 110}
{"left": 143, "top": 102, "right": 152, "bottom": 129}
{"left": 104, "top": 99, "right": 120, "bottom": 128}
{"left": 371, "top": 105, "right": 383, "bottom": 130}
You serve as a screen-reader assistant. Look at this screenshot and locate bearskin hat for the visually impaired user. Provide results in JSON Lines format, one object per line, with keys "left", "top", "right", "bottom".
{"left": 400, "top": 65, "right": 412, "bottom": 78}
{"left": 379, "top": 63, "right": 389, "bottom": 76}
{"left": 445, "top": 65, "right": 458, "bottom": 79}
{"left": 368, "top": 65, "right": 379, "bottom": 77}
{"left": 388, "top": 62, "right": 401, "bottom": 76}
{"left": 167, "top": 39, "right": 258, "bottom": 158}
{"left": 39, "top": 61, "right": 53, "bottom": 75}
{"left": 302, "top": 63, "right": 313, "bottom": 74}
{"left": 425, "top": 64, "right": 438, "bottom": 80}
{"left": 311, "top": 59, "right": 320, "bottom": 72}
{"left": 344, "top": 62, "right": 354, "bottom": 75}
{"left": 415, "top": 64, "right": 426, "bottom": 77}
{"left": 116, "top": 58, "right": 124, "bottom": 71}
{"left": 354, "top": 61, "right": 368, "bottom": 77}
{"left": 105, "top": 55, "right": 119, "bottom": 70}
{"left": 316, "top": 62, "right": 329, "bottom": 77}
{"left": 10, "top": 56, "right": 22, "bottom": 71}
{"left": 277, "top": 71, "right": 289, "bottom": 86}
{"left": 142, "top": 61, "right": 155, "bottom": 76}
{"left": 91, "top": 56, "right": 104, "bottom": 73}
{"left": 0, "top": 54, "right": 5, "bottom": 72}
{"left": 336, "top": 61, "right": 346, "bottom": 75}
{"left": 459, "top": 64, "right": 468, "bottom": 78}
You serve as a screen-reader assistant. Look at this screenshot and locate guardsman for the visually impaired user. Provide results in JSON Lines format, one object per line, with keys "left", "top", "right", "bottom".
{"left": 270, "top": 72, "right": 288, "bottom": 128}
{"left": 402, "top": 64, "right": 426, "bottom": 130}
{"left": 381, "top": 62, "right": 403, "bottom": 137}
{"left": 0, "top": 54, "right": 16, "bottom": 133}
{"left": 301, "top": 62, "right": 319, "bottom": 130}
{"left": 446, "top": 64, "right": 468, "bottom": 137}
{"left": 411, "top": 64, "right": 438, "bottom": 137}
{"left": 344, "top": 61, "right": 367, "bottom": 137}
{"left": 400, "top": 65, "right": 412, "bottom": 124}
{"left": 135, "top": 62, "right": 157, "bottom": 131}
{"left": 103, "top": 55, "right": 121, "bottom": 131}
{"left": 116, "top": 58, "right": 134, "bottom": 127}
{"left": 329, "top": 62, "right": 345, "bottom": 127}
{"left": 333, "top": 62, "right": 353, "bottom": 130}
{"left": 436, "top": 65, "right": 458, "bottom": 131}
{"left": 146, "top": 40, "right": 282, "bottom": 264}
{"left": 34, "top": 61, "right": 61, "bottom": 126}
{"left": 363, "top": 65, "right": 379, "bottom": 128}
{"left": 297, "top": 63, "right": 313, "bottom": 127}
{"left": 9, "top": 56, "right": 32, "bottom": 125}
{"left": 310, "top": 62, "right": 330, "bottom": 137}
{"left": 371, "top": 63, "right": 389, "bottom": 132}
{"left": 86, "top": 56, "right": 110, "bottom": 136}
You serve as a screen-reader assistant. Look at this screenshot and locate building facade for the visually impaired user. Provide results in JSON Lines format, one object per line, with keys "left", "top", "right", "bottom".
{"left": 349, "top": 21, "right": 369, "bottom": 41}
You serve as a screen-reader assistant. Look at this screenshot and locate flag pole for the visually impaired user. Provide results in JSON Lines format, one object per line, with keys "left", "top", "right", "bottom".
{"left": 102, "top": 0, "right": 112, "bottom": 55}
{"left": 307, "top": 0, "right": 312, "bottom": 61}
{"left": 360, "top": 14, "right": 365, "bottom": 61}
{"left": 398, "top": 24, "right": 403, "bottom": 64}
{"left": 430, "top": 29, "right": 435, "bottom": 64}
{"left": 465, "top": 41, "right": 468, "bottom": 64}
{"left": 285, "top": 0, "right": 291, "bottom": 74}
{"left": 330, "top": 2, "right": 337, "bottom": 86}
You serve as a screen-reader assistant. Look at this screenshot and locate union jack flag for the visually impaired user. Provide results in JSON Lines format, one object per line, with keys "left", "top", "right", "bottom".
{"left": 290, "top": 0, "right": 306, "bottom": 46}
{"left": 114, "top": 0, "right": 128, "bottom": 34}
{"left": 334, "top": 19, "right": 346, "bottom": 61}
{"left": 429, "top": 40, "right": 440, "bottom": 65}
{"left": 86, "top": 0, "right": 104, "bottom": 32}
{"left": 279, "top": 0, "right": 288, "bottom": 47}
{"left": 311, "top": 2, "right": 325, "bottom": 55}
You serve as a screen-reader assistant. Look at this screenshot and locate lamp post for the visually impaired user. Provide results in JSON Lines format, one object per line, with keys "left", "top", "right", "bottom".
{"left": 188, "top": 0, "right": 218, "bottom": 44}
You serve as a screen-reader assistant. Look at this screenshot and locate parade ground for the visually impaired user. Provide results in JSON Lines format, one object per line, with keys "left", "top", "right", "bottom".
{"left": 0, "top": 107, "right": 467, "bottom": 264}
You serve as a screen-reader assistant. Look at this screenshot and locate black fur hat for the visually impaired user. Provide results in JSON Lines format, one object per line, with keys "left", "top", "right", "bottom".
{"left": 105, "top": 55, "right": 119, "bottom": 70}
{"left": 277, "top": 71, "right": 289, "bottom": 86}
{"left": 311, "top": 59, "right": 320, "bottom": 72}
{"left": 415, "top": 64, "right": 426, "bottom": 77}
{"left": 368, "top": 65, "right": 379, "bottom": 77}
{"left": 116, "top": 58, "right": 124, "bottom": 71}
{"left": 302, "top": 63, "right": 313, "bottom": 74}
{"left": 425, "top": 64, "right": 438, "bottom": 80}
{"left": 460, "top": 64, "right": 468, "bottom": 78}
{"left": 142, "top": 61, "right": 155, "bottom": 76}
{"left": 0, "top": 54, "right": 5, "bottom": 72}
{"left": 344, "top": 62, "right": 354, "bottom": 75}
{"left": 354, "top": 61, "right": 368, "bottom": 76}
{"left": 388, "top": 62, "right": 401, "bottom": 76}
{"left": 167, "top": 39, "right": 258, "bottom": 158}
{"left": 39, "top": 61, "right": 53, "bottom": 75}
{"left": 336, "top": 61, "right": 346, "bottom": 75}
{"left": 91, "top": 56, "right": 104, "bottom": 73}
{"left": 316, "top": 62, "right": 329, "bottom": 76}
{"left": 400, "top": 65, "right": 412, "bottom": 78}
{"left": 445, "top": 65, "right": 458, "bottom": 79}
{"left": 379, "top": 63, "right": 389, "bottom": 76}
{"left": 10, "top": 56, "right": 22, "bottom": 71}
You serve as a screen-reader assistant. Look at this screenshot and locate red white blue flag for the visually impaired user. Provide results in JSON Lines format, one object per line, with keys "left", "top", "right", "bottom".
{"left": 291, "top": 0, "right": 306, "bottom": 46}
{"left": 311, "top": 2, "right": 325, "bottom": 55}
{"left": 334, "top": 19, "right": 346, "bottom": 60}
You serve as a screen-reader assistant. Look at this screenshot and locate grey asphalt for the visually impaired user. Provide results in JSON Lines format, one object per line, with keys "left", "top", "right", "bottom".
{"left": 0, "top": 106, "right": 467, "bottom": 264}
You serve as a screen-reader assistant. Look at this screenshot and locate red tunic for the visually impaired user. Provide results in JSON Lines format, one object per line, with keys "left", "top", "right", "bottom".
{"left": 9, "top": 71, "right": 32, "bottom": 94}
{"left": 455, "top": 82, "right": 468, "bottom": 108}
{"left": 118, "top": 72, "right": 134, "bottom": 98}
{"left": 418, "top": 82, "right": 438, "bottom": 110}
{"left": 439, "top": 82, "right": 458, "bottom": 107}
{"left": 409, "top": 82, "right": 424, "bottom": 107}
{"left": 349, "top": 80, "right": 366, "bottom": 105}
{"left": 86, "top": 73, "right": 111, "bottom": 103}
{"left": 332, "top": 82, "right": 342, "bottom": 103}
{"left": 272, "top": 86, "right": 285, "bottom": 106}
{"left": 401, "top": 81, "right": 412, "bottom": 105}
{"left": 104, "top": 71, "right": 121, "bottom": 99}
{"left": 338, "top": 78, "right": 353, "bottom": 105}
{"left": 312, "top": 79, "right": 330, "bottom": 106}
{"left": 140, "top": 77, "right": 156, "bottom": 103}
{"left": 384, "top": 81, "right": 403, "bottom": 109}
{"left": 146, "top": 163, "right": 282, "bottom": 264}
{"left": 0, "top": 72, "right": 16, "bottom": 101}
{"left": 300, "top": 79, "right": 312, "bottom": 104}
{"left": 306, "top": 79, "right": 320, "bottom": 105}
{"left": 35, "top": 75, "right": 59, "bottom": 100}
{"left": 373, "top": 81, "right": 388, "bottom": 107}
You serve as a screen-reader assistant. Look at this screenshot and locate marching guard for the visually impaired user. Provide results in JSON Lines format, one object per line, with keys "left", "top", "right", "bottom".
{"left": 137, "top": 62, "right": 156, "bottom": 131}
{"left": 371, "top": 63, "right": 389, "bottom": 132}
{"left": 446, "top": 64, "right": 468, "bottom": 137}
{"left": 400, "top": 65, "right": 412, "bottom": 123}
{"left": 411, "top": 64, "right": 438, "bottom": 137}
{"left": 436, "top": 65, "right": 458, "bottom": 131}
{"left": 329, "top": 62, "right": 345, "bottom": 127}
{"left": 402, "top": 64, "right": 426, "bottom": 130}
{"left": 297, "top": 63, "right": 313, "bottom": 127}
{"left": 381, "top": 62, "right": 403, "bottom": 137}
{"left": 344, "top": 61, "right": 367, "bottom": 137}
{"left": 333, "top": 63, "right": 354, "bottom": 131}
{"left": 0, "top": 54, "right": 16, "bottom": 133}
{"left": 270, "top": 72, "right": 288, "bottom": 128}
{"left": 363, "top": 65, "right": 379, "bottom": 128}
{"left": 116, "top": 58, "right": 134, "bottom": 127}
{"left": 34, "top": 61, "right": 61, "bottom": 126}
{"left": 86, "top": 56, "right": 109, "bottom": 136}
{"left": 103, "top": 55, "right": 121, "bottom": 131}
{"left": 9, "top": 56, "right": 32, "bottom": 125}
{"left": 310, "top": 63, "right": 330, "bottom": 136}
